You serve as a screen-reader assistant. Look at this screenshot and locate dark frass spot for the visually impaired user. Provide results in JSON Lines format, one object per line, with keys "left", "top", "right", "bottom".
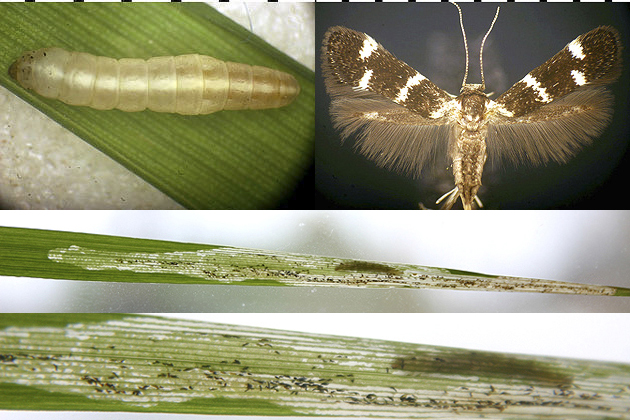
{"left": 335, "top": 261, "right": 402, "bottom": 276}
{"left": 392, "top": 350, "right": 573, "bottom": 386}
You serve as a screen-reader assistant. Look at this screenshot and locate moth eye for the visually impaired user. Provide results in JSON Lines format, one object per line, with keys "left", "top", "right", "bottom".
{"left": 10, "top": 47, "right": 300, "bottom": 115}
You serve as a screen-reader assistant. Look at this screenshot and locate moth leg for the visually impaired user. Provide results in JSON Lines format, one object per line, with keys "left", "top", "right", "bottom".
{"left": 435, "top": 186, "right": 482, "bottom": 210}
{"left": 436, "top": 187, "right": 459, "bottom": 210}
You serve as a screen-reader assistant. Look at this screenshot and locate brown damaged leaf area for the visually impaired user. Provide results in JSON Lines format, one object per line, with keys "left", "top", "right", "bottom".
{"left": 393, "top": 350, "right": 573, "bottom": 386}
{"left": 335, "top": 261, "right": 403, "bottom": 275}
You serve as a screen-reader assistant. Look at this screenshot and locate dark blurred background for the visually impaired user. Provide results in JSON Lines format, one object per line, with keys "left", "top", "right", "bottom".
{"left": 316, "top": 3, "right": 630, "bottom": 209}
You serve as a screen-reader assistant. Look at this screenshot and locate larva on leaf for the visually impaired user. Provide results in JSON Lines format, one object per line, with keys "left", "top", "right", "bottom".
{"left": 9, "top": 47, "right": 300, "bottom": 115}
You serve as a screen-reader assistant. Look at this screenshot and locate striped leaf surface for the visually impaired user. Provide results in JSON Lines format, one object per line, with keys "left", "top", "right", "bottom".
{"left": 1, "top": 226, "right": 628, "bottom": 295}
{"left": 1, "top": 314, "right": 629, "bottom": 417}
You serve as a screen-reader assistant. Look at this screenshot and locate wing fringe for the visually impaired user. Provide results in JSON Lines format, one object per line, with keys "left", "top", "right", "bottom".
{"left": 327, "top": 87, "right": 452, "bottom": 177}
{"left": 488, "top": 87, "right": 614, "bottom": 166}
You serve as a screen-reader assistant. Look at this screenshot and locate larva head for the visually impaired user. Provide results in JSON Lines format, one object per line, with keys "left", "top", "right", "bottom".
{"left": 8, "top": 60, "right": 19, "bottom": 80}
{"left": 9, "top": 50, "right": 40, "bottom": 85}
{"left": 9, "top": 47, "right": 69, "bottom": 99}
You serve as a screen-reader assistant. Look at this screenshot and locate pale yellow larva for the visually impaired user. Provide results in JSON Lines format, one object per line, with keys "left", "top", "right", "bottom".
{"left": 9, "top": 47, "right": 300, "bottom": 115}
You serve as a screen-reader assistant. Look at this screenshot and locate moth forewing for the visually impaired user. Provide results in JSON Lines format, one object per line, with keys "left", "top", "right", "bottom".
{"left": 321, "top": 9, "right": 622, "bottom": 210}
{"left": 322, "top": 26, "right": 454, "bottom": 179}
{"left": 487, "top": 27, "right": 621, "bottom": 168}
{"left": 9, "top": 47, "right": 300, "bottom": 115}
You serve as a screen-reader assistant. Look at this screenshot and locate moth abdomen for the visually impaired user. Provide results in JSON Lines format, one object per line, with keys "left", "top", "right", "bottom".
{"left": 9, "top": 47, "right": 300, "bottom": 115}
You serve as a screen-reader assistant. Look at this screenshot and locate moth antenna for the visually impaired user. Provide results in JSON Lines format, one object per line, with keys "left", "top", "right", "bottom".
{"left": 480, "top": 6, "right": 500, "bottom": 90}
{"left": 452, "top": 3, "right": 469, "bottom": 88}
{"left": 244, "top": 3, "right": 254, "bottom": 35}
{"left": 238, "top": 3, "right": 254, "bottom": 44}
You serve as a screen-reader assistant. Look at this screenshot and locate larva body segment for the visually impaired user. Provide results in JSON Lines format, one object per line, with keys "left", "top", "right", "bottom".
{"left": 9, "top": 47, "right": 300, "bottom": 115}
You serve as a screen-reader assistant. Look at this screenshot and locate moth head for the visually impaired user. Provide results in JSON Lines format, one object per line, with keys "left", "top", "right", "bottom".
{"left": 460, "top": 83, "right": 483, "bottom": 94}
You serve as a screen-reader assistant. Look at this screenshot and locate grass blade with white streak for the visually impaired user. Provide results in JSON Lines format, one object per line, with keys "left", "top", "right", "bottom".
{"left": 1, "top": 314, "right": 629, "bottom": 418}
{"left": 0, "top": 3, "right": 314, "bottom": 209}
{"left": 1, "top": 226, "right": 628, "bottom": 295}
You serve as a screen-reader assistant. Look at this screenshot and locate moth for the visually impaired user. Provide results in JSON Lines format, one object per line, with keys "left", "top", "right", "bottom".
{"left": 9, "top": 47, "right": 300, "bottom": 115}
{"left": 321, "top": 5, "right": 622, "bottom": 209}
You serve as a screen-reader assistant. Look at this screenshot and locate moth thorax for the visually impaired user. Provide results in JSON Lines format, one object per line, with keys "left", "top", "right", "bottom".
{"left": 457, "top": 85, "right": 489, "bottom": 131}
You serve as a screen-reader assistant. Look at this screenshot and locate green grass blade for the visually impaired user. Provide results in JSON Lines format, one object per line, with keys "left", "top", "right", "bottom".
{"left": 1, "top": 226, "right": 628, "bottom": 295}
{"left": 1, "top": 314, "right": 629, "bottom": 417}
{"left": 0, "top": 3, "right": 314, "bottom": 209}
